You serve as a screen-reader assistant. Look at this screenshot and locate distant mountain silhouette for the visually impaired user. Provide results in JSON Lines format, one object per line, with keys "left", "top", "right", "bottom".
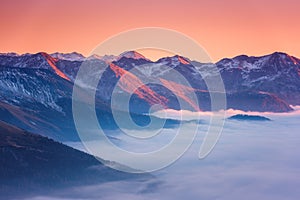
{"left": 228, "top": 114, "right": 271, "bottom": 121}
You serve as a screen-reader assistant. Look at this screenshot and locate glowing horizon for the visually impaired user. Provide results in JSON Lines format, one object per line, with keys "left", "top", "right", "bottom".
{"left": 1, "top": 0, "right": 300, "bottom": 62}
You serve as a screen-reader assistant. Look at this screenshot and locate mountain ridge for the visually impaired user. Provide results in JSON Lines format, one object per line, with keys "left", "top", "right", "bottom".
{"left": 1, "top": 50, "right": 298, "bottom": 110}
{"left": 2, "top": 51, "right": 298, "bottom": 63}
{"left": 0, "top": 50, "right": 299, "bottom": 141}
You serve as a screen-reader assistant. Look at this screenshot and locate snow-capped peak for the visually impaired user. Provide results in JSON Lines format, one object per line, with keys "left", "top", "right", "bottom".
{"left": 156, "top": 55, "right": 191, "bottom": 66}
{"left": 118, "top": 51, "right": 147, "bottom": 60}
{"left": 50, "top": 52, "right": 85, "bottom": 61}
{"left": 86, "top": 51, "right": 148, "bottom": 63}
{"left": 87, "top": 54, "right": 119, "bottom": 63}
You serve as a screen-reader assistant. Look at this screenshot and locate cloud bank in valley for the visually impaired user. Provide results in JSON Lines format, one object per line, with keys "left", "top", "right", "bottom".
{"left": 28, "top": 112, "right": 300, "bottom": 200}
{"left": 151, "top": 105, "right": 300, "bottom": 122}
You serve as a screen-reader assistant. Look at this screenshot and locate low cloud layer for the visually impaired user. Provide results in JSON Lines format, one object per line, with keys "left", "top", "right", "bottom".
{"left": 151, "top": 106, "right": 300, "bottom": 122}
{"left": 27, "top": 113, "right": 300, "bottom": 200}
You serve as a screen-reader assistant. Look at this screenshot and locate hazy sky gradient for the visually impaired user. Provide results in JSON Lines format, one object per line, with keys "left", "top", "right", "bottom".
{"left": 1, "top": 0, "right": 300, "bottom": 61}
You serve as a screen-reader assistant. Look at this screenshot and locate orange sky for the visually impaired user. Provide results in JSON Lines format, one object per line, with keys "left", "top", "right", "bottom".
{"left": 1, "top": 0, "right": 300, "bottom": 62}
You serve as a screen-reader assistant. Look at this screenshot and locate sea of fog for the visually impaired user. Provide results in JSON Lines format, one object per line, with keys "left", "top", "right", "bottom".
{"left": 26, "top": 109, "right": 300, "bottom": 200}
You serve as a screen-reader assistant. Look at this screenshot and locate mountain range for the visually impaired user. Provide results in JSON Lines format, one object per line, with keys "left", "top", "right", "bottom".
{"left": 0, "top": 51, "right": 299, "bottom": 141}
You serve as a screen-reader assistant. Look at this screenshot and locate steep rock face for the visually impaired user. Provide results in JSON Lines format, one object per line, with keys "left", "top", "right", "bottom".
{"left": 0, "top": 52, "right": 182, "bottom": 141}
{"left": 216, "top": 52, "right": 300, "bottom": 105}
{"left": 102, "top": 53, "right": 296, "bottom": 112}
{"left": 0, "top": 53, "right": 78, "bottom": 140}
{"left": 225, "top": 91, "right": 293, "bottom": 112}
{"left": 0, "top": 65, "right": 72, "bottom": 112}
{"left": 108, "top": 62, "right": 168, "bottom": 107}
